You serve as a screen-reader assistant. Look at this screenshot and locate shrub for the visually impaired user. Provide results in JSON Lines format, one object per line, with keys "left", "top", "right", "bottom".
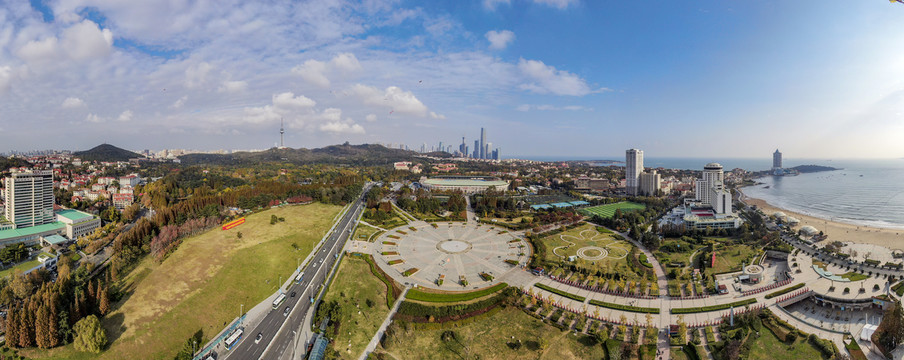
{"left": 671, "top": 299, "right": 757, "bottom": 314}
{"left": 406, "top": 283, "right": 507, "bottom": 303}
{"left": 589, "top": 299, "right": 659, "bottom": 314}
{"left": 73, "top": 315, "right": 106, "bottom": 353}
{"left": 764, "top": 283, "right": 805, "bottom": 299}
{"left": 402, "top": 268, "right": 419, "bottom": 277}
{"left": 534, "top": 283, "right": 585, "bottom": 302}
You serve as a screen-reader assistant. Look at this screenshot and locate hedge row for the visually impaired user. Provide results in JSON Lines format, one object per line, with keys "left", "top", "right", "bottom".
{"left": 589, "top": 299, "right": 659, "bottom": 314}
{"left": 406, "top": 283, "right": 508, "bottom": 303}
{"left": 396, "top": 290, "right": 511, "bottom": 321}
{"left": 356, "top": 253, "right": 400, "bottom": 308}
{"left": 534, "top": 283, "right": 586, "bottom": 302}
{"left": 671, "top": 298, "right": 757, "bottom": 314}
{"left": 764, "top": 283, "right": 805, "bottom": 299}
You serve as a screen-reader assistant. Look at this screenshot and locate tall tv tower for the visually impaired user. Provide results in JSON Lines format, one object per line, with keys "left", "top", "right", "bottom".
{"left": 279, "top": 118, "right": 285, "bottom": 148}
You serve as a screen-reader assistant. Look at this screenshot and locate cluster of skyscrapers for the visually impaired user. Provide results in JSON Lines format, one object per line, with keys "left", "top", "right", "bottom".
{"left": 624, "top": 149, "right": 660, "bottom": 196}
{"left": 425, "top": 128, "right": 500, "bottom": 160}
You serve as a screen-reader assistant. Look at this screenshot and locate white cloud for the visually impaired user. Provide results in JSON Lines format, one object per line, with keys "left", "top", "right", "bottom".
{"left": 16, "top": 37, "right": 60, "bottom": 64}
{"left": 293, "top": 53, "right": 363, "bottom": 88}
{"left": 429, "top": 111, "right": 446, "bottom": 120}
{"left": 320, "top": 121, "right": 365, "bottom": 134}
{"left": 61, "top": 97, "right": 85, "bottom": 108}
{"left": 330, "top": 53, "right": 362, "bottom": 73}
{"left": 273, "top": 92, "right": 316, "bottom": 109}
{"left": 533, "top": 0, "right": 579, "bottom": 9}
{"left": 484, "top": 0, "right": 577, "bottom": 10}
{"left": 117, "top": 110, "right": 133, "bottom": 122}
{"left": 170, "top": 96, "right": 188, "bottom": 109}
{"left": 518, "top": 58, "right": 592, "bottom": 96}
{"left": 0, "top": 67, "right": 10, "bottom": 94}
{"left": 292, "top": 59, "right": 330, "bottom": 88}
{"left": 365, "top": 114, "right": 377, "bottom": 122}
{"left": 185, "top": 62, "right": 213, "bottom": 89}
{"left": 516, "top": 104, "right": 592, "bottom": 111}
{"left": 349, "top": 84, "right": 429, "bottom": 116}
{"left": 218, "top": 80, "right": 248, "bottom": 93}
{"left": 60, "top": 20, "right": 113, "bottom": 60}
{"left": 85, "top": 113, "right": 101, "bottom": 123}
{"left": 485, "top": 30, "right": 515, "bottom": 50}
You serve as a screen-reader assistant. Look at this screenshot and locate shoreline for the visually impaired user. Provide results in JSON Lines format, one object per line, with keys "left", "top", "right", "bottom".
{"left": 738, "top": 188, "right": 904, "bottom": 250}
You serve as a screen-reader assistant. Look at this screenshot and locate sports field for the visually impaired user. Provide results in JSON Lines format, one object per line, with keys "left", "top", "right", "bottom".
{"left": 579, "top": 202, "right": 646, "bottom": 218}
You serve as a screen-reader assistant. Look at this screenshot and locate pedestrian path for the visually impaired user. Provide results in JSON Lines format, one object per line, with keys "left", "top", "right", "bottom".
{"left": 360, "top": 287, "right": 410, "bottom": 360}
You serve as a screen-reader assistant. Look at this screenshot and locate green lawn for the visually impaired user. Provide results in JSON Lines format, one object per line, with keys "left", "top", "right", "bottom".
{"left": 747, "top": 323, "right": 824, "bottom": 360}
{"left": 353, "top": 223, "right": 382, "bottom": 242}
{"left": 541, "top": 224, "right": 643, "bottom": 281}
{"left": 579, "top": 202, "right": 646, "bottom": 219}
{"left": 320, "top": 256, "right": 392, "bottom": 359}
{"left": 654, "top": 238, "right": 703, "bottom": 268}
{"left": 0, "top": 258, "right": 42, "bottom": 279}
{"left": 21, "top": 203, "right": 343, "bottom": 360}
{"left": 840, "top": 272, "right": 869, "bottom": 282}
{"left": 407, "top": 283, "right": 507, "bottom": 303}
{"left": 710, "top": 244, "right": 759, "bottom": 274}
{"left": 379, "top": 307, "right": 606, "bottom": 360}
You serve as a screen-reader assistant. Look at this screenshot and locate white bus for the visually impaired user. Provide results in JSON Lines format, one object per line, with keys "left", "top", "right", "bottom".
{"left": 224, "top": 328, "right": 243, "bottom": 350}
{"left": 272, "top": 293, "right": 287, "bottom": 309}
{"left": 294, "top": 271, "right": 304, "bottom": 284}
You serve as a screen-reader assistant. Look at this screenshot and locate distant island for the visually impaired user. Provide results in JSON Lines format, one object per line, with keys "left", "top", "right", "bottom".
{"left": 790, "top": 164, "right": 841, "bottom": 173}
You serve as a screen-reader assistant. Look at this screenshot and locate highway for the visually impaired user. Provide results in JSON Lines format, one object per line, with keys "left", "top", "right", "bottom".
{"left": 223, "top": 183, "right": 370, "bottom": 360}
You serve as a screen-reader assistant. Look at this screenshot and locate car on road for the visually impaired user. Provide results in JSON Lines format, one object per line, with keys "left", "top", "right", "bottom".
{"left": 284, "top": 306, "right": 291, "bottom": 316}
{"left": 290, "top": 291, "right": 296, "bottom": 297}
{"left": 255, "top": 332, "right": 263, "bottom": 344}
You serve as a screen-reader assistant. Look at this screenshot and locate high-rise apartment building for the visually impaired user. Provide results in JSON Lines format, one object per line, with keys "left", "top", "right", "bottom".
{"left": 773, "top": 149, "right": 782, "bottom": 169}
{"left": 639, "top": 170, "right": 661, "bottom": 196}
{"left": 473, "top": 140, "right": 480, "bottom": 158}
{"left": 3, "top": 170, "right": 55, "bottom": 228}
{"left": 625, "top": 149, "right": 643, "bottom": 196}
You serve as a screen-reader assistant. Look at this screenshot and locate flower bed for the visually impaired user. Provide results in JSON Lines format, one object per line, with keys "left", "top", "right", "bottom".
{"left": 764, "top": 282, "right": 805, "bottom": 299}
{"left": 588, "top": 299, "right": 659, "bottom": 314}
{"left": 671, "top": 298, "right": 757, "bottom": 314}
{"left": 396, "top": 230, "right": 408, "bottom": 235}
{"left": 382, "top": 241, "right": 397, "bottom": 245}
{"left": 504, "top": 259, "right": 519, "bottom": 265}
{"left": 387, "top": 259, "right": 404, "bottom": 265}
{"left": 387, "top": 235, "right": 400, "bottom": 239}
{"left": 406, "top": 283, "right": 508, "bottom": 303}
{"left": 402, "top": 268, "right": 419, "bottom": 277}
{"left": 479, "top": 272, "right": 494, "bottom": 281}
{"left": 533, "top": 283, "right": 586, "bottom": 302}
{"left": 381, "top": 251, "right": 398, "bottom": 256}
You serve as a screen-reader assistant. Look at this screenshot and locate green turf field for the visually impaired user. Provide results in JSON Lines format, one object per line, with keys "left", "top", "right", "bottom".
{"left": 579, "top": 202, "right": 646, "bottom": 218}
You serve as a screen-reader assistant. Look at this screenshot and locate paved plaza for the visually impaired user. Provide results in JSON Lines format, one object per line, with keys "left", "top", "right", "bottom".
{"left": 373, "top": 222, "right": 530, "bottom": 290}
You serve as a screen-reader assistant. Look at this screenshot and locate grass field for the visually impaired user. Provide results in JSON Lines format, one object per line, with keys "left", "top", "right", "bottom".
{"left": 747, "top": 324, "right": 823, "bottom": 360}
{"left": 21, "top": 203, "right": 343, "bottom": 360}
{"left": 321, "top": 256, "right": 392, "bottom": 359}
{"left": 579, "top": 202, "right": 646, "bottom": 219}
{"left": 654, "top": 238, "right": 704, "bottom": 268}
{"left": 380, "top": 307, "right": 606, "bottom": 360}
{"left": 710, "top": 244, "right": 759, "bottom": 274}
{"left": 353, "top": 223, "right": 382, "bottom": 242}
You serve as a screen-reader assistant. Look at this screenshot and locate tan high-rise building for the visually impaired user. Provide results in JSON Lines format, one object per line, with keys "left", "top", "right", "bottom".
{"left": 639, "top": 170, "right": 661, "bottom": 196}
{"left": 625, "top": 149, "right": 643, "bottom": 195}
{"left": 3, "top": 170, "right": 55, "bottom": 228}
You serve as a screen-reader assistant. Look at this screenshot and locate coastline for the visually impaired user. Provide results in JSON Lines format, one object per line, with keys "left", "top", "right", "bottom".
{"left": 738, "top": 188, "right": 904, "bottom": 250}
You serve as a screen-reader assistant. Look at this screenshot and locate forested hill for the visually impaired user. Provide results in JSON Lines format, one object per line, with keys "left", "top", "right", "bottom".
{"left": 791, "top": 165, "right": 840, "bottom": 173}
{"left": 178, "top": 143, "right": 424, "bottom": 166}
{"left": 0, "top": 157, "right": 31, "bottom": 172}
{"left": 74, "top": 143, "right": 143, "bottom": 162}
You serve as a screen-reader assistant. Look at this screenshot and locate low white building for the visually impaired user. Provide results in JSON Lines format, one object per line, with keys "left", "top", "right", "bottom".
{"left": 56, "top": 209, "right": 101, "bottom": 239}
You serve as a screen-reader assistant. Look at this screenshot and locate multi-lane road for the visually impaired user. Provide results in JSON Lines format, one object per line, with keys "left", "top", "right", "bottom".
{"left": 224, "top": 184, "right": 370, "bottom": 360}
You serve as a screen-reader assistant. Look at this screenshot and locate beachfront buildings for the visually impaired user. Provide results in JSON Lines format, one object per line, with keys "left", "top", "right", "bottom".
{"left": 625, "top": 149, "right": 643, "bottom": 195}
{"left": 659, "top": 163, "right": 742, "bottom": 230}
{"left": 3, "top": 170, "right": 55, "bottom": 228}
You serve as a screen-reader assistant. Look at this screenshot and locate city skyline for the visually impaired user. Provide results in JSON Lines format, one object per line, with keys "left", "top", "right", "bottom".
{"left": 1, "top": 1, "right": 903, "bottom": 158}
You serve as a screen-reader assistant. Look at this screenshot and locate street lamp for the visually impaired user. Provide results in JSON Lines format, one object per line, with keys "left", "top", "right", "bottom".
{"left": 240, "top": 304, "right": 244, "bottom": 322}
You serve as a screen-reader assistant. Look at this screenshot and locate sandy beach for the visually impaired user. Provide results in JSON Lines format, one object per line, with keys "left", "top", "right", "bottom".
{"left": 739, "top": 190, "right": 904, "bottom": 250}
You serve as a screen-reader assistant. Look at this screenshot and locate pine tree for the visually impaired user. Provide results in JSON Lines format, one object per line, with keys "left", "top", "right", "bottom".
{"left": 87, "top": 281, "right": 96, "bottom": 313}
{"left": 48, "top": 301, "right": 60, "bottom": 347}
{"left": 6, "top": 306, "right": 18, "bottom": 348}
{"left": 35, "top": 304, "right": 51, "bottom": 348}
{"left": 98, "top": 285, "right": 110, "bottom": 316}
{"left": 58, "top": 310, "right": 72, "bottom": 345}
{"left": 18, "top": 303, "right": 31, "bottom": 348}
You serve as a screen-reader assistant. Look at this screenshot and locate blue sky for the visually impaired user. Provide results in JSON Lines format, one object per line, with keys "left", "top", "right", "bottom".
{"left": 0, "top": 0, "right": 902, "bottom": 158}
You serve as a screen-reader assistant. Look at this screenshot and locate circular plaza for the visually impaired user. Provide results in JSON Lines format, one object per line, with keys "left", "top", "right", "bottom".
{"left": 374, "top": 222, "right": 531, "bottom": 290}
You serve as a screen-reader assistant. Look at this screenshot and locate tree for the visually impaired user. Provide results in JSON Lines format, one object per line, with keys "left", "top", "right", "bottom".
{"left": 35, "top": 304, "right": 53, "bottom": 348}
{"left": 98, "top": 285, "right": 110, "bottom": 316}
{"left": 73, "top": 315, "right": 106, "bottom": 353}
{"left": 877, "top": 303, "right": 904, "bottom": 352}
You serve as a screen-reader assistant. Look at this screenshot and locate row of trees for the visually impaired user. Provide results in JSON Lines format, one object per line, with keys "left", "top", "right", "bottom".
{"left": 149, "top": 217, "right": 221, "bottom": 262}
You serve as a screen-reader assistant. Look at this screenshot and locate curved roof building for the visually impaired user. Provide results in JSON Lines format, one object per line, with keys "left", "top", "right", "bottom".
{"left": 420, "top": 176, "right": 509, "bottom": 194}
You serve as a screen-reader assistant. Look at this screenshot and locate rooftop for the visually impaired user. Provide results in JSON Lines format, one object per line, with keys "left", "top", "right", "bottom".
{"left": 422, "top": 178, "right": 509, "bottom": 187}
{"left": 43, "top": 234, "right": 68, "bottom": 245}
{"left": 0, "top": 222, "right": 65, "bottom": 240}
{"left": 56, "top": 209, "right": 94, "bottom": 222}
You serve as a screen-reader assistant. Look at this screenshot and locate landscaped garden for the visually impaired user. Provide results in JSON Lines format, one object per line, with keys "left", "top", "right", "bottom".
{"left": 709, "top": 243, "right": 759, "bottom": 274}
{"left": 352, "top": 223, "right": 382, "bottom": 242}
{"left": 538, "top": 223, "right": 646, "bottom": 283}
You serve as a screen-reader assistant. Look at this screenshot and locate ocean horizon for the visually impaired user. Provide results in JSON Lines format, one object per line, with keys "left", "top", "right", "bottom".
{"left": 507, "top": 156, "right": 894, "bottom": 172}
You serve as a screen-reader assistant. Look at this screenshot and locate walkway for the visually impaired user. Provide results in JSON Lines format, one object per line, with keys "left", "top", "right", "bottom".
{"left": 360, "top": 287, "right": 410, "bottom": 360}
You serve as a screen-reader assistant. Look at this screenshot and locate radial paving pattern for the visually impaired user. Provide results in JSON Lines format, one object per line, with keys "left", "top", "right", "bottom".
{"left": 375, "top": 222, "right": 530, "bottom": 290}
